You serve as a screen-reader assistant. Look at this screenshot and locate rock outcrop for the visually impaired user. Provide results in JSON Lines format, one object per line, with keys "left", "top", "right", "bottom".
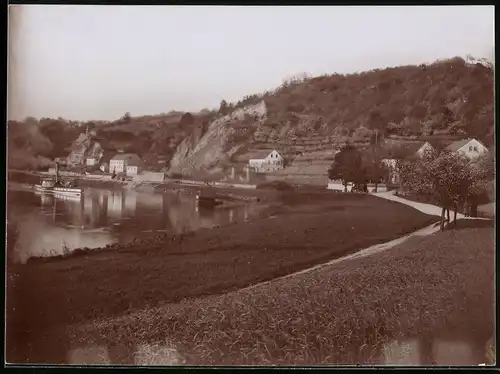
{"left": 67, "top": 132, "right": 104, "bottom": 164}
{"left": 169, "top": 101, "right": 267, "bottom": 176}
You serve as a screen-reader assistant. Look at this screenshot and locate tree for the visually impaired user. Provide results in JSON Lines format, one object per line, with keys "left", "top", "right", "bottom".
{"left": 218, "top": 100, "right": 230, "bottom": 116}
{"left": 122, "top": 112, "right": 131, "bottom": 122}
{"left": 328, "top": 143, "right": 365, "bottom": 192}
{"left": 397, "top": 149, "right": 490, "bottom": 230}
{"left": 364, "top": 158, "right": 389, "bottom": 192}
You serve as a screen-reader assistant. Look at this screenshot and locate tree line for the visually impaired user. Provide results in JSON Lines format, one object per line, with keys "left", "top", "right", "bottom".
{"left": 328, "top": 141, "right": 493, "bottom": 230}
{"left": 396, "top": 149, "right": 493, "bottom": 230}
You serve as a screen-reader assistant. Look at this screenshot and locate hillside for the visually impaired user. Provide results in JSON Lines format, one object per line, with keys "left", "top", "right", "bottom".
{"left": 8, "top": 56, "right": 494, "bottom": 177}
{"left": 8, "top": 118, "right": 55, "bottom": 170}
{"left": 169, "top": 56, "right": 494, "bottom": 179}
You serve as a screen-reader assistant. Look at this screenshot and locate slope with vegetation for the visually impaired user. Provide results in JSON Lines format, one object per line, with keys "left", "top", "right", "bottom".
{"left": 168, "top": 56, "right": 494, "bottom": 179}
{"left": 8, "top": 56, "right": 494, "bottom": 178}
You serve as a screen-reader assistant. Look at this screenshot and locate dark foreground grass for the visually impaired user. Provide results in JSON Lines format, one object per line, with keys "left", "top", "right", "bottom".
{"left": 63, "top": 220, "right": 494, "bottom": 366}
{"left": 7, "top": 193, "right": 437, "bottom": 363}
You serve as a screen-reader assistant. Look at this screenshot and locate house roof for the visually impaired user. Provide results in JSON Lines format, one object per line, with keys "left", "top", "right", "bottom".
{"left": 446, "top": 138, "right": 474, "bottom": 152}
{"left": 110, "top": 153, "right": 143, "bottom": 166}
{"left": 381, "top": 141, "right": 428, "bottom": 159}
{"left": 247, "top": 149, "right": 280, "bottom": 160}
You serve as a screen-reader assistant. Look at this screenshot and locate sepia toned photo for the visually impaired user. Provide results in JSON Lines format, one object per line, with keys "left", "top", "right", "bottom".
{"left": 6, "top": 4, "right": 495, "bottom": 367}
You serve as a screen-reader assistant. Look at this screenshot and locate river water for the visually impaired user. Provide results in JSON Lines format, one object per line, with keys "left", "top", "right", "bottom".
{"left": 7, "top": 187, "right": 256, "bottom": 263}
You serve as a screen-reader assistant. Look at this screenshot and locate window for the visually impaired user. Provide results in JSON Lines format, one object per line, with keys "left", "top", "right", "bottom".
{"left": 469, "top": 146, "right": 473, "bottom": 151}
{"left": 474, "top": 146, "right": 478, "bottom": 152}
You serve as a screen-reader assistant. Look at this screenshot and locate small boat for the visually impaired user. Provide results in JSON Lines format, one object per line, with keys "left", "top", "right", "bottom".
{"left": 34, "top": 178, "right": 56, "bottom": 193}
{"left": 195, "top": 189, "right": 223, "bottom": 208}
{"left": 34, "top": 178, "right": 83, "bottom": 197}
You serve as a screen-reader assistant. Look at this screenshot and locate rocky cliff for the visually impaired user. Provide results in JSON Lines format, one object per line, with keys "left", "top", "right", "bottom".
{"left": 169, "top": 57, "right": 494, "bottom": 181}
{"left": 67, "top": 132, "right": 104, "bottom": 164}
{"left": 169, "top": 101, "right": 267, "bottom": 176}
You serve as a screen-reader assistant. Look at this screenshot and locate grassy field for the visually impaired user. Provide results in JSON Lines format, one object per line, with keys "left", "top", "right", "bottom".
{"left": 18, "top": 219, "right": 494, "bottom": 366}
{"left": 7, "top": 192, "right": 437, "bottom": 364}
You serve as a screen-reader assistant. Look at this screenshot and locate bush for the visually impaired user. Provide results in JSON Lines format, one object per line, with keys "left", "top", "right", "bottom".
{"left": 169, "top": 172, "right": 185, "bottom": 180}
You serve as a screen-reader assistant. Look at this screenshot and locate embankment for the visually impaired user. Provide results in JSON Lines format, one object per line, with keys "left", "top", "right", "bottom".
{"left": 6, "top": 191, "right": 438, "bottom": 363}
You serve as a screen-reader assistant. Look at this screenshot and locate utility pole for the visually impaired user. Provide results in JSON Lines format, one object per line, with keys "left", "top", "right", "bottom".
{"left": 373, "top": 129, "right": 380, "bottom": 192}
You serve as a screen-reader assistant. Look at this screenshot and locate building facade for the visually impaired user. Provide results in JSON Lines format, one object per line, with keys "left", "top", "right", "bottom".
{"left": 248, "top": 149, "right": 284, "bottom": 173}
{"left": 446, "top": 138, "right": 489, "bottom": 159}
{"left": 109, "top": 153, "right": 143, "bottom": 175}
{"left": 86, "top": 157, "right": 97, "bottom": 166}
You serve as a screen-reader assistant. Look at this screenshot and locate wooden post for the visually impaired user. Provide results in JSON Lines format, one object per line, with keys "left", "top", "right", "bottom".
{"left": 55, "top": 162, "right": 59, "bottom": 184}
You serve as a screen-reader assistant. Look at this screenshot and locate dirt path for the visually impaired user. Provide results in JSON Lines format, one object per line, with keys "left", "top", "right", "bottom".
{"left": 244, "top": 190, "right": 492, "bottom": 292}
{"left": 373, "top": 190, "right": 491, "bottom": 220}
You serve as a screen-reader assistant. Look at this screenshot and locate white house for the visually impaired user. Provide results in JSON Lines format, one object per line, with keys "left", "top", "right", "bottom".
{"left": 381, "top": 141, "right": 435, "bottom": 184}
{"left": 109, "top": 153, "right": 143, "bottom": 175}
{"left": 381, "top": 138, "right": 489, "bottom": 185}
{"left": 248, "top": 149, "right": 284, "bottom": 173}
{"left": 446, "top": 138, "right": 489, "bottom": 159}
{"left": 126, "top": 165, "right": 140, "bottom": 176}
{"left": 86, "top": 157, "right": 97, "bottom": 166}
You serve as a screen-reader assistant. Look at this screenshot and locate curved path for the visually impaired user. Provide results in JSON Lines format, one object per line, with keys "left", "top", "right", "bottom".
{"left": 68, "top": 190, "right": 493, "bottom": 365}
{"left": 244, "top": 190, "right": 488, "bottom": 291}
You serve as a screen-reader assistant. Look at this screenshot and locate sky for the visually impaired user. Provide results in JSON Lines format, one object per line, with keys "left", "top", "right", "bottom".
{"left": 8, "top": 5, "right": 495, "bottom": 122}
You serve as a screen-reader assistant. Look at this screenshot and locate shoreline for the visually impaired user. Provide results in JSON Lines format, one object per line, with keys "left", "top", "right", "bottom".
{"left": 8, "top": 190, "right": 474, "bottom": 364}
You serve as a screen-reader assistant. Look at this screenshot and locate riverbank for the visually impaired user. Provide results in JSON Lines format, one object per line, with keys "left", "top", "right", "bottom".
{"left": 7, "top": 192, "right": 437, "bottom": 363}
{"left": 8, "top": 169, "right": 262, "bottom": 195}
{"left": 66, "top": 219, "right": 494, "bottom": 366}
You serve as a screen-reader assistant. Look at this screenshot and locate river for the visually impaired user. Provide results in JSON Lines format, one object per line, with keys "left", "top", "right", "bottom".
{"left": 7, "top": 187, "right": 256, "bottom": 263}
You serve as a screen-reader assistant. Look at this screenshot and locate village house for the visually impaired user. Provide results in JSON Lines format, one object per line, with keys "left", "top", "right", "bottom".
{"left": 381, "top": 138, "right": 489, "bottom": 184}
{"left": 248, "top": 149, "right": 284, "bottom": 173}
{"left": 109, "top": 153, "right": 144, "bottom": 176}
{"left": 445, "top": 138, "right": 489, "bottom": 159}
{"left": 381, "top": 141, "right": 435, "bottom": 184}
{"left": 86, "top": 157, "right": 98, "bottom": 166}
{"left": 67, "top": 153, "right": 84, "bottom": 166}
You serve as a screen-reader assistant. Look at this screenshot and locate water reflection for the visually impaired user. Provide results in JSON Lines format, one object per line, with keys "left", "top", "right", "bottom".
{"left": 379, "top": 337, "right": 491, "bottom": 366}
{"left": 68, "top": 342, "right": 184, "bottom": 366}
{"left": 65, "top": 336, "right": 493, "bottom": 366}
{"left": 8, "top": 188, "right": 256, "bottom": 262}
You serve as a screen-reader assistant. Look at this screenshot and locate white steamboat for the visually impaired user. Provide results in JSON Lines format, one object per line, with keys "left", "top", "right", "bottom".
{"left": 34, "top": 162, "right": 83, "bottom": 198}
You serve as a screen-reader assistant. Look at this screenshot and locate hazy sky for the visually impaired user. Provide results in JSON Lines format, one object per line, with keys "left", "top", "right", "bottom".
{"left": 8, "top": 5, "right": 494, "bottom": 121}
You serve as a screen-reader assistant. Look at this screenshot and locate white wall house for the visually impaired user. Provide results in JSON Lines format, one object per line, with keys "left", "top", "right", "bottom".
{"left": 126, "top": 165, "right": 139, "bottom": 176}
{"left": 86, "top": 157, "right": 97, "bottom": 166}
{"left": 381, "top": 138, "right": 489, "bottom": 186}
{"left": 248, "top": 149, "right": 284, "bottom": 173}
{"left": 446, "top": 138, "right": 489, "bottom": 159}
{"left": 109, "top": 153, "right": 143, "bottom": 175}
{"left": 110, "top": 159, "right": 125, "bottom": 174}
